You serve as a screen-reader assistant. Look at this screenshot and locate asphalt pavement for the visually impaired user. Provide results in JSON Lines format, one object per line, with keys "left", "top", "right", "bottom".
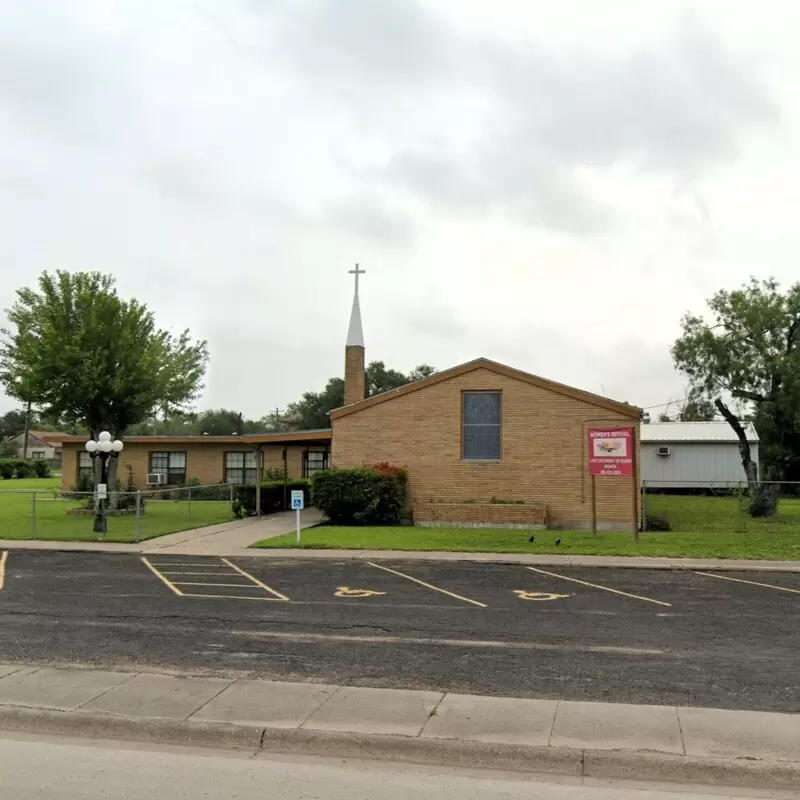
{"left": 0, "top": 551, "right": 798, "bottom": 712}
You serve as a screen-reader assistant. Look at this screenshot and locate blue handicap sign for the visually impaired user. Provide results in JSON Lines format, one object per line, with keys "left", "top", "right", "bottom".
{"left": 290, "top": 490, "right": 305, "bottom": 510}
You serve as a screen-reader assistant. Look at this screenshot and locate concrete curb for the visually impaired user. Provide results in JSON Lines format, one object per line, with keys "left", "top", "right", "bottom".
{"left": 1, "top": 707, "right": 798, "bottom": 791}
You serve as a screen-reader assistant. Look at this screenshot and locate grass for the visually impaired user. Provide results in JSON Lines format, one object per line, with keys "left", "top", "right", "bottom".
{"left": 0, "top": 480, "right": 234, "bottom": 542}
{"left": 253, "top": 526, "right": 800, "bottom": 560}
{"left": 0, "top": 477, "right": 61, "bottom": 493}
{"left": 645, "top": 493, "right": 800, "bottom": 534}
{"left": 253, "top": 494, "right": 800, "bottom": 560}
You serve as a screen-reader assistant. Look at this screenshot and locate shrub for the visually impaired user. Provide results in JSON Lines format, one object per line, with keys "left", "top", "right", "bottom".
{"left": 32, "top": 460, "right": 51, "bottom": 478}
{"left": 234, "top": 479, "right": 311, "bottom": 515}
{"left": 370, "top": 462, "right": 408, "bottom": 484}
{"left": 262, "top": 467, "right": 286, "bottom": 482}
{"left": 14, "top": 460, "right": 33, "bottom": 479}
{"left": 312, "top": 467, "right": 406, "bottom": 526}
{"left": 748, "top": 483, "right": 779, "bottom": 518}
{"left": 0, "top": 460, "right": 13, "bottom": 480}
{"left": 644, "top": 514, "right": 671, "bottom": 532}
{"left": 187, "top": 478, "right": 230, "bottom": 501}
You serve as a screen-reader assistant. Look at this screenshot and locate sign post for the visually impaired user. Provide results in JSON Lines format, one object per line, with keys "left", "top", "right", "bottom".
{"left": 587, "top": 427, "right": 635, "bottom": 539}
{"left": 290, "top": 489, "right": 305, "bottom": 544}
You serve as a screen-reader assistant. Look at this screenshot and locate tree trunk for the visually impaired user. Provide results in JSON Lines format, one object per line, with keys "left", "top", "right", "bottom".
{"left": 715, "top": 398, "right": 778, "bottom": 517}
{"left": 714, "top": 399, "right": 758, "bottom": 486}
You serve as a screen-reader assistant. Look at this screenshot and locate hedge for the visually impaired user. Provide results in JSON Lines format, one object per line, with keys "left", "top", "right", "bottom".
{"left": 234, "top": 480, "right": 311, "bottom": 515}
{"left": 311, "top": 466, "right": 407, "bottom": 525}
{"left": 0, "top": 458, "right": 52, "bottom": 480}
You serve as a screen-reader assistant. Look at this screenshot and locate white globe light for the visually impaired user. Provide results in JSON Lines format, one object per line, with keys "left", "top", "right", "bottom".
{"left": 111, "top": 440, "right": 123, "bottom": 452}
{"left": 98, "top": 431, "right": 112, "bottom": 442}
{"left": 85, "top": 440, "right": 97, "bottom": 453}
{"left": 99, "top": 440, "right": 113, "bottom": 453}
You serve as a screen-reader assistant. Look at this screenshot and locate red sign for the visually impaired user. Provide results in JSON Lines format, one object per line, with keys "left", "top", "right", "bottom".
{"left": 588, "top": 427, "right": 633, "bottom": 477}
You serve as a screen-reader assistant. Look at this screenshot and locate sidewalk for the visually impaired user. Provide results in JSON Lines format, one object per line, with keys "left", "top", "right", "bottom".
{"left": 0, "top": 664, "right": 796, "bottom": 790}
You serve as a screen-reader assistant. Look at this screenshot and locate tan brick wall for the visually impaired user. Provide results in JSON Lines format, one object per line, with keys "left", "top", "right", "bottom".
{"left": 414, "top": 501, "right": 547, "bottom": 526}
{"left": 60, "top": 442, "right": 310, "bottom": 490}
{"left": 332, "top": 367, "right": 640, "bottom": 530}
{"left": 344, "top": 345, "right": 365, "bottom": 406}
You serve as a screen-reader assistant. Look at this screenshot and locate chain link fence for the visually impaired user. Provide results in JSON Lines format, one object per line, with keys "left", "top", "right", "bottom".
{"left": 642, "top": 480, "right": 800, "bottom": 534}
{"left": 0, "top": 483, "right": 239, "bottom": 543}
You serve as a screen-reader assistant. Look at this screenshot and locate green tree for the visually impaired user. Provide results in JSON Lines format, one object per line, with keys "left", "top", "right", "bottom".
{"left": 0, "top": 271, "right": 209, "bottom": 488}
{"left": 677, "top": 390, "right": 717, "bottom": 422}
{"left": 672, "top": 277, "right": 800, "bottom": 506}
{"left": 0, "top": 409, "right": 29, "bottom": 439}
{"left": 287, "top": 361, "right": 437, "bottom": 430}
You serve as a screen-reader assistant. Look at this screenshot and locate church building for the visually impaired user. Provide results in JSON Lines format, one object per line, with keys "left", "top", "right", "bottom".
{"left": 58, "top": 269, "right": 641, "bottom": 531}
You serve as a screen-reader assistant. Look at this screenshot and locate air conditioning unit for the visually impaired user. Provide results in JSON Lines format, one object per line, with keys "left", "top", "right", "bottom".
{"left": 146, "top": 473, "right": 167, "bottom": 485}
{"left": 656, "top": 446, "right": 671, "bottom": 457}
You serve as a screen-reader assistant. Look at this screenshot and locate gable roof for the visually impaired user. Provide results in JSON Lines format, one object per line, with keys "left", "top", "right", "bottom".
{"left": 9, "top": 430, "right": 65, "bottom": 445}
{"left": 641, "top": 421, "right": 759, "bottom": 443}
{"left": 329, "top": 357, "right": 641, "bottom": 420}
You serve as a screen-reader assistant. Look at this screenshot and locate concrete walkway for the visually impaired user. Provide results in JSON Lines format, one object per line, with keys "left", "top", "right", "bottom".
{"left": 142, "top": 509, "right": 323, "bottom": 555}
{"left": 0, "top": 664, "right": 796, "bottom": 790}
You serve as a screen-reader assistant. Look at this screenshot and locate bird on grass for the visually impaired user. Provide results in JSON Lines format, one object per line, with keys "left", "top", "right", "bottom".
{"left": 555, "top": 538, "right": 561, "bottom": 545}
{"left": 528, "top": 535, "right": 535, "bottom": 543}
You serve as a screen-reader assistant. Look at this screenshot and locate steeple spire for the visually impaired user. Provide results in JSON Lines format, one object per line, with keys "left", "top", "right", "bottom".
{"left": 346, "top": 264, "right": 365, "bottom": 347}
{"left": 344, "top": 264, "right": 366, "bottom": 405}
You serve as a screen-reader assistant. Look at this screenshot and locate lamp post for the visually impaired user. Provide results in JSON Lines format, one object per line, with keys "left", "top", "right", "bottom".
{"left": 85, "top": 431, "right": 124, "bottom": 534}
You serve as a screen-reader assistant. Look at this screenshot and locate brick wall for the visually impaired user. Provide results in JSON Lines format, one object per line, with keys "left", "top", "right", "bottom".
{"left": 332, "top": 367, "right": 640, "bottom": 530}
{"left": 60, "top": 442, "right": 310, "bottom": 491}
{"left": 414, "top": 501, "right": 547, "bottom": 528}
{"left": 344, "top": 345, "right": 366, "bottom": 406}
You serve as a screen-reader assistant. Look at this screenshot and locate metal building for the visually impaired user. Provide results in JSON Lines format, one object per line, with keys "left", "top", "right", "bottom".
{"left": 640, "top": 421, "right": 759, "bottom": 489}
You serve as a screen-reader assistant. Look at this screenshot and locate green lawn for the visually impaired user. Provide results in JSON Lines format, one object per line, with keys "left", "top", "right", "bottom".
{"left": 0, "top": 483, "right": 235, "bottom": 543}
{"left": 0, "top": 477, "right": 61, "bottom": 493}
{"left": 645, "top": 493, "right": 800, "bottom": 533}
{"left": 253, "top": 526, "right": 800, "bottom": 560}
{"left": 253, "top": 492, "right": 800, "bottom": 560}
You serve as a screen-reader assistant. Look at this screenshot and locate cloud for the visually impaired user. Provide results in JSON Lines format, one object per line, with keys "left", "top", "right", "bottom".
{"left": 0, "top": 0, "right": 789, "bottom": 420}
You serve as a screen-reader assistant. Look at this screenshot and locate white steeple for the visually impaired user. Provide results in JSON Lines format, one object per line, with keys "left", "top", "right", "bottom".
{"left": 346, "top": 264, "right": 365, "bottom": 347}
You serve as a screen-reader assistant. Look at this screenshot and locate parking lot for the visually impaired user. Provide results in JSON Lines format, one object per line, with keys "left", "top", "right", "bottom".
{"left": 0, "top": 551, "right": 798, "bottom": 712}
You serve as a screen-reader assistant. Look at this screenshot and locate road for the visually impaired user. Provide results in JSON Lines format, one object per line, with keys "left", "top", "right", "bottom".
{"left": 3, "top": 733, "right": 797, "bottom": 800}
{"left": 0, "top": 551, "right": 798, "bottom": 711}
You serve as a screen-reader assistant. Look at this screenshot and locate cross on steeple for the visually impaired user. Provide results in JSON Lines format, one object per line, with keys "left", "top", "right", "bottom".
{"left": 348, "top": 264, "right": 365, "bottom": 294}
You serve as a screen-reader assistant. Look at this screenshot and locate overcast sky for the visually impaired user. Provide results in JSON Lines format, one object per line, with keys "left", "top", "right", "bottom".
{"left": 1, "top": 0, "right": 795, "bottom": 418}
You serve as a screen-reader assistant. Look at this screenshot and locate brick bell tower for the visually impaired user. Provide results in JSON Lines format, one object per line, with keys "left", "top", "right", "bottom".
{"left": 344, "top": 264, "right": 366, "bottom": 406}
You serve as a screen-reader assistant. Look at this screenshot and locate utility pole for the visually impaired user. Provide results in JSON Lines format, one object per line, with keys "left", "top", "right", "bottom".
{"left": 22, "top": 399, "right": 31, "bottom": 459}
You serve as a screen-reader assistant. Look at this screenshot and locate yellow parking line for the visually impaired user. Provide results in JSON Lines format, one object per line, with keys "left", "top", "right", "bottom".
{"left": 221, "top": 558, "right": 290, "bottom": 601}
{"left": 367, "top": 562, "right": 487, "bottom": 608}
{"left": 695, "top": 571, "right": 800, "bottom": 595}
{"left": 0, "top": 551, "right": 7, "bottom": 591}
{"left": 525, "top": 567, "right": 672, "bottom": 607}
{"left": 172, "top": 582, "right": 258, "bottom": 588}
{"left": 159, "top": 571, "right": 239, "bottom": 576}
{"left": 141, "top": 557, "right": 184, "bottom": 597}
{"left": 182, "top": 593, "right": 284, "bottom": 601}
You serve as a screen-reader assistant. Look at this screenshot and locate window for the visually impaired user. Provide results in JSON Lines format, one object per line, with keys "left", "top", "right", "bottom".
{"left": 303, "top": 451, "right": 330, "bottom": 478}
{"left": 31, "top": 451, "right": 45, "bottom": 459}
{"left": 78, "top": 451, "right": 94, "bottom": 481}
{"left": 462, "top": 391, "right": 502, "bottom": 460}
{"left": 224, "top": 451, "right": 258, "bottom": 485}
{"left": 149, "top": 451, "right": 187, "bottom": 485}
